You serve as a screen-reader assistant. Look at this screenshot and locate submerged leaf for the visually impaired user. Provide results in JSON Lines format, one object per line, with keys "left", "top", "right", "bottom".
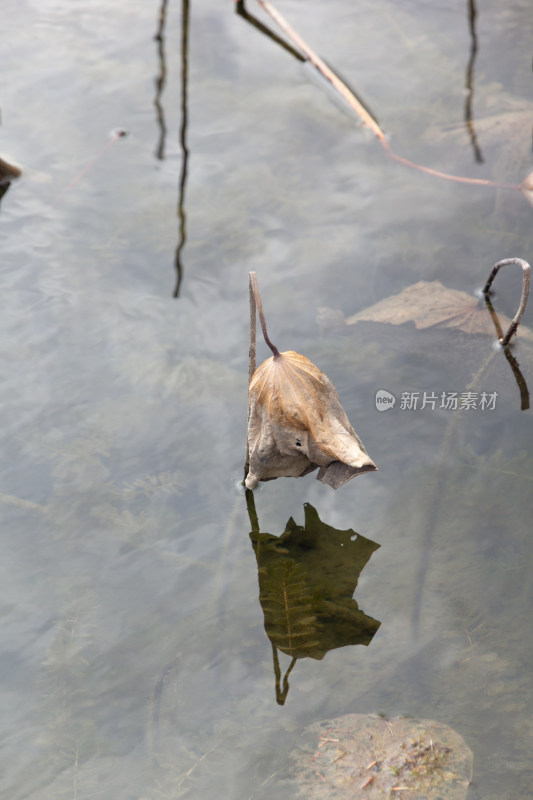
{"left": 245, "top": 350, "right": 377, "bottom": 490}
{"left": 346, "top": 280, "right": 533, "bottom": 340}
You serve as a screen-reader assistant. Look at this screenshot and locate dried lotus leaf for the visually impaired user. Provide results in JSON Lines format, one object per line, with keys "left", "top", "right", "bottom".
{"left": 245, "top": 350, "right": 376, "bottom": 490}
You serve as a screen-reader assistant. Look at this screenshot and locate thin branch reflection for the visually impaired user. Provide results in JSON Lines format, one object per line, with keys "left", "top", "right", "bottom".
{"left": 154, "top": 0, "right": 169, "bottom": 160}
{"left": 235, "top": 0, "right": 306, "bottom": 62}
{"left": 464, "top": 0, "right": 484, "bottom": 163}
{"left": 173, "top": 0, "right": 190, "bottom": 298}
{"left": 484, "top": 293, "right": 530, "bottom": 411}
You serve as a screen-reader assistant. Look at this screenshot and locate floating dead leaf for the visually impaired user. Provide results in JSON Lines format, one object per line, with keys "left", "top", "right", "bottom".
{"left": 290, "top": 713, "right": 473, "bottom": 800}
{"left": 245, "top": 350, "right": 377, "bottom": 490}
{"left": 346, "top": 280, "right": 533, "bottom": 340}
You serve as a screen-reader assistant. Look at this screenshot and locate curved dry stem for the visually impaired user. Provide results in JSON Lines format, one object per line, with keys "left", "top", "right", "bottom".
{"left": 482, "top": 258, "right": 531, "bottom": 346}
{"left": 272, "top": 642, "right": 297, "bottom": 706}
{"left": 249, "top": 271, "right": 280, "bottom": 357}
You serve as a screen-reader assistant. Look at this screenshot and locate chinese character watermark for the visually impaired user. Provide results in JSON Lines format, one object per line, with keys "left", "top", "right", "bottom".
{"left": 375, "top": 389, "right": 497, "bottom": 411}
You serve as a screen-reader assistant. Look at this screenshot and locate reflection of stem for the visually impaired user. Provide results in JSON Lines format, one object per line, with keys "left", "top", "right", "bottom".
{"left": 245, "top": 489, "right": 260, "bottom": 532}
{"left": 150, "top": 654, "right": 181, "bottom": 767}
{"left": 484, "top": 291, "right": 530, "bottom": 410}
{"left": 235, "top": 0, "right": 306, "bottom": 62}
{"left": 173, "top": 0, "right": 190, "bottom": 298}
{"left": 483, "top": 258, "right": 531, "bottom": 346}
{"left": 464, "top": 0, "right": 484, "bottom": 163}
{"left": 246, "top": 491, "right": 297, "bottom": 705}
{"left": 271, "top": 641, "right": 297, "bottom": 706}
{"left": 154, "top": 0, "right": 169, "bottom": 160}
{"left": 502, "top": 345, "right": 530, "bottom": 410}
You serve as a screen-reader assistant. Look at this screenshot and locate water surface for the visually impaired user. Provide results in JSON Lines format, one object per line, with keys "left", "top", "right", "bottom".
{"left": 1, "top": 1, "right": 533, "bottom": 798}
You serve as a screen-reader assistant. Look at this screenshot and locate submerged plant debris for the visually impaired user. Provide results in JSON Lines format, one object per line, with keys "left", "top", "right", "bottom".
{"left": 344, "top": 280, "right": 533, "bottom": 340}
{"left": 290, "top": 713, "right": 473, "bottom": 800}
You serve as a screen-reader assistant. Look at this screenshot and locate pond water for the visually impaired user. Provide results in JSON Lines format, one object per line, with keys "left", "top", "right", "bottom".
{"left": 1, "top": 0, "right": 533, "bottom": 798}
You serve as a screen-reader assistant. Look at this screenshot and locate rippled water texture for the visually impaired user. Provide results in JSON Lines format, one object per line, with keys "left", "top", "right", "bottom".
{"left": 1, "top": 1, "right": 533, "bottom": 798}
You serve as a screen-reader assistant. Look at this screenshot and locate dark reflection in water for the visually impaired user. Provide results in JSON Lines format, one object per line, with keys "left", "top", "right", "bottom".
{"left": 483, "top": 289, "right": 530, "bottom": 410}
{"left": 246, "top": 490, "right": 381, "bottom": 705}
{"left": 464, "top": 0, "right": 484, "bottom": 164}
{"left": 154, "top": 0, "right": 169, "bottom": 160}
{"left": 173, "top": 0, "right": 190, "bottom": 298}
{"left": 153, "top": 0, "right": 189, "bottom": 296}
{"left": 235, "top": 0, "right": 305, "bottom": 63}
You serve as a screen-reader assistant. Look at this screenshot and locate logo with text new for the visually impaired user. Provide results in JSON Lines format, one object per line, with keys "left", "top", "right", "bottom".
{"left": 375, "top": 389, "right": 396, "bottom": 411}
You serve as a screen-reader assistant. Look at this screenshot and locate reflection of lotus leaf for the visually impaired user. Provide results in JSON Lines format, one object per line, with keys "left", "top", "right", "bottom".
{"left": 290, "top": 713, "right": 473, "bottom": 799}
{"left": 251, "top": 503, "right": 381, "bottom": 661}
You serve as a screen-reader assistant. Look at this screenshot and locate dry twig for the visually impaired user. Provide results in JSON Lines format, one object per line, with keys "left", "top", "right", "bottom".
{"left": 483, "top": 258, "right": 531, "bottom": 346}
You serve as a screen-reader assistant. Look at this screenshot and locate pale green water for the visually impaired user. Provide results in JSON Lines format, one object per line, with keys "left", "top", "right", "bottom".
{"left": 1, "top": 1, "right": 533, "bottom": 798}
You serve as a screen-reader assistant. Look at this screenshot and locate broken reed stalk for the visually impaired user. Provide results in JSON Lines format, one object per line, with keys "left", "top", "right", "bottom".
{"left": 248, "top": 0, "right": 524, "bottom": 194}
{"left": 482, "top": 258, "right": 531, "bottom": 346}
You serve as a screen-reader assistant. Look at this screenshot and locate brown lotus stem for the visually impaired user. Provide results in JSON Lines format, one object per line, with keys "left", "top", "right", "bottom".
{"left": 249, "top": 271, "right": 280, "bottom": 357}
{"left": 245, "top": 276, "right": 257, "bottom": 481}
{"left": 248, "top": 272, "right": 257, "bottom": 384}
{"left": 254, "top": 0, "right": 386, "bottom": 142}
{"left": 482, "top": 258, "right": 531, "bottom": 346}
